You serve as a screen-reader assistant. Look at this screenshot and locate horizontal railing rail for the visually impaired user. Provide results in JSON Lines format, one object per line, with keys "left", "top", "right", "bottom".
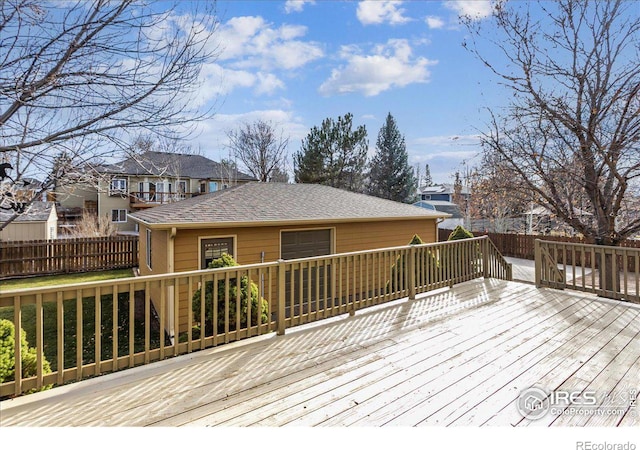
{"left": 535, "top": 239, "right": 640, "bottom": 302}
{"left": 129, "top": 192, "right": 192, "bottom": 205}
{"left": 0, "top": 236, "right": 139, "bottom": 279}
{"left": 0, "top": 236, "right": 511, "bottom": 398}
{"left": 440, "top": 228, "right": 640, "bottom": 261}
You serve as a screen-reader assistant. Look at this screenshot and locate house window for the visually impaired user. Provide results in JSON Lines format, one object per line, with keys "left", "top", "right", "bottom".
{"left": 421, "top": 194, "right": 431, "bottom": 201}
{"left": 209, "top": 181, "right": 218, "bottom": 192}
{"left": 109, "top": 178, "right": 127, "bottom": 195}
{"left": 200, "top": 182, "right": 206, "bottom": 193}
{"left": 111, "top": 209, "right": 127, "bottom": 223}
{"left": 201, "top": 237, "right": 234, "bottom": 269}
{"left": 146, "top": 229, "right": 152, "bottom": 270}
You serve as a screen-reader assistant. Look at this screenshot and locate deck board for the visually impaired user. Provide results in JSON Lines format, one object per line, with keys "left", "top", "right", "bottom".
{"left": 1, "top": 278, "right": 638, "bottom": 427}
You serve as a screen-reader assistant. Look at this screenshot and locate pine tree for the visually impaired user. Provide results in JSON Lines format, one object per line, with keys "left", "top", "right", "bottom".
{"left": 367, "top": 113, "right": 416, "bottom": 203}
{"left": 423, "top": 164, "right": 433, "bottom": 187}
{"left": 294, "top": 113, "right": 368, "bottom": 192}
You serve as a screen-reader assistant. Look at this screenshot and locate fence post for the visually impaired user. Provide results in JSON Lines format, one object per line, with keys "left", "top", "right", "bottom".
{"left": 534, "top": 239, "right": 542, "bottom": 287}
{"left": 408, "top": 246, "right": 416, "bottom": 300}
{"left": 277, "top": 259, "right": 286, "bottom": 336}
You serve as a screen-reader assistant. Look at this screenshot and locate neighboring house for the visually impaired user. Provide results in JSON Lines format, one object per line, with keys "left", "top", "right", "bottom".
{"left": 413, "top": 200, "right": 464, "bottom": 230}
{"left": 55, "top": 151, "right": 256, "bottom": 233}
{"left": 523, "top": 205, "right": 592, "bottom": 235}
{"left": 0, "top": 201, "right": 57, "bottom": 241}
{"left": 419, "top": 183, "right": 470, "bottom": 202}
{"left": 129, "top": 182, "right": 448, "bottom": 334}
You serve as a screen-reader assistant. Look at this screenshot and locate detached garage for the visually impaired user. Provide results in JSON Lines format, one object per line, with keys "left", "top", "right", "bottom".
{"left": 129, "top": 182, "right": 448, "bottom": 329}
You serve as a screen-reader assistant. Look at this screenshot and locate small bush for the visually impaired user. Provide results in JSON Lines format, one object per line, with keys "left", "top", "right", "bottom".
{"left": 447, "top": 225, "right": 474, "bottom": 241}
{"left": 192, "top": 253, "right": 269, "bottom": 334}
{"left": 0, "top": 319, "right": 52, "bottom": 393}
{"left": 387, "top": 234, "right": 439, "bottom": 293}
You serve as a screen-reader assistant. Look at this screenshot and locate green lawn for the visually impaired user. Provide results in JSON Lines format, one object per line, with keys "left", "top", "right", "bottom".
{"left": 0, "top": 269, "right": 134, "bottom": 291}
{"left": 0, "top": 269, "right": 164, "bottom": 373}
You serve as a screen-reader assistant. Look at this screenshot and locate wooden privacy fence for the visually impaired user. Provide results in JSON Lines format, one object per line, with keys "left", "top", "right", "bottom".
{"left": 439, "top": 228, "right": 640, "bottom": 260}
{"left": 535, "top": 239, "right": 640, "bottom": 303}
{"left": 0, "top": 236, "right": 511, "bottom": 397}
{"left": 0, "top": 236, "right": 139, "bottom": 279}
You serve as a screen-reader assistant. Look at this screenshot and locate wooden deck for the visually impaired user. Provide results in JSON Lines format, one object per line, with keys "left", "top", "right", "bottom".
{"left": 1, "top": 278, "right": 638, "bottom": 427}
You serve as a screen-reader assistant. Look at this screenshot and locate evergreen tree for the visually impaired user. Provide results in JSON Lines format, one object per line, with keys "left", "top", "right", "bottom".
{"left": 423, "top": 164, "right": 433, "bottom": 187}
{"left": 367, "top": 113, "right": 416, "bottom": 203}
{"left": 294, "top": 113, "right": 368, "bottom": 192}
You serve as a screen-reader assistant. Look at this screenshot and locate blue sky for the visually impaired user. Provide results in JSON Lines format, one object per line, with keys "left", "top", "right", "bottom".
{"left": 191, "top": 0, "right": 505, "bottom": 184}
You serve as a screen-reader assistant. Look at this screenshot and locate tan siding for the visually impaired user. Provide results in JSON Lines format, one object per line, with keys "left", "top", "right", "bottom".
{"left": 138, "top": 227, "right": 168, "bottom": 275}
{"left": 0, "top": 222, "right": 47, "bottom": 241}
{"left": 164, "top": 218, "right": 437, "bottom": 331}
{"left": 336, "top": 219, "right": 436, "bottom": 253}
{"left": 136, "top": 219, "right": 438, "bottom": 332}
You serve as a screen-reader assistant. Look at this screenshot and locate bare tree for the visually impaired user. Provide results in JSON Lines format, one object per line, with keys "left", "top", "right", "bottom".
{"left": 0, "top": 0, "right": 219, "bottom": 231}
{"left": 464, "top": 0, "right": 640, "bottom": 248}
{"left": 226, "top": 120, "right": 289, "bottom": 182}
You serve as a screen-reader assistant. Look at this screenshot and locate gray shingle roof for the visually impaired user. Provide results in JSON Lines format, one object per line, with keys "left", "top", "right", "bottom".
{"left": 99, "top": 151, "right": 256, "bottom": 181}
{"left": 130, "top": 183, "right": 447, "bottom": 227}
{"left": 0, "top": 201, "right": 55, "bottom": 223}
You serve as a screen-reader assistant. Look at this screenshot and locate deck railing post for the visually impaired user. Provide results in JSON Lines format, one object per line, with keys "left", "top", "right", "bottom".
{"left": 534, "top": 239, "right": 542, "bottom": 287}
{"left": 277, "top": 259, "right": 286, "bottom": 336}
{"left": 408, "top": 246, "right": 416, "bottom": 300}
{"left": 482, "top": 237, "right": 490, "bottom": 279}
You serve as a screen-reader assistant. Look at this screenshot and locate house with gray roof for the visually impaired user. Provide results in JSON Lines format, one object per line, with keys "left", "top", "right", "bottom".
{"left": 55, "top": 151, "right": 256, "bottom": 233}
{"left": 129, "top": 182, "right": 448, "bottom": 332}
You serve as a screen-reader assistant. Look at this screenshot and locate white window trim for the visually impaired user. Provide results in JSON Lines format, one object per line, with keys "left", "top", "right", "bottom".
{"left": 109, "top": 178, "right": 127, "bottom": 195}
{"left": 197, "top": 235, "right": 237, "bottom": 270}
{"left": 111, "top": 209, "right": 127, "bottom": 223}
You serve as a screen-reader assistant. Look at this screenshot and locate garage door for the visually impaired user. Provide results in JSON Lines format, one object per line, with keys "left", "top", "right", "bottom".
{"left": 281, "top": 229, "right": 332, "bottom": 316}
{"left": 281, "top": 229, "right": 332, "bottom": 259}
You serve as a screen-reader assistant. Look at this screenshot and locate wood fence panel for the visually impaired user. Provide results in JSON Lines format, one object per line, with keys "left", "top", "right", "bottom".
{"left": 0, "top": 236, "right": 139, "bottom": 280}
{"left": 439, "top": 228, "right": 640, "bottom": 262}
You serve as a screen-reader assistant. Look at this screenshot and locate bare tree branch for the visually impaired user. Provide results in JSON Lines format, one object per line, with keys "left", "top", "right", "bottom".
{"left": 225, "top": 120, "right": 289, "bottom": 182}
{"left": 0, "top": 0, "right": 220, "bottom": 231}
{"left": 465, "top": 0, "right": 640, "bottom": 246}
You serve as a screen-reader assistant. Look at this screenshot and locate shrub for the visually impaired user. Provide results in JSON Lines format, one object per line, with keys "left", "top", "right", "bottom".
{"left": 445, "top": 225, "right": 481, "bottom": 277}
{"left": 447, "top": 225, "right": 474, "bottom": 240}
{"left": 387, "top": 234, "right": 439, "bottom": 293}
{"left": 0, "top": 319, "right": 52, "bottom": 393}
{"left": 192, "top": 253, "right": 269, "bottom": 334}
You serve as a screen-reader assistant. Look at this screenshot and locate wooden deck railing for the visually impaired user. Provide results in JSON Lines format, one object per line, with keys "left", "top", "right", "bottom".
{"left": 0, "top": 236, "right": 511, "bottom": 398}
{"left": 535, "top": 239, "right": 640, "bottom": 302}
{"left": 129, "top": 192, "right": 192, "bottom": 206}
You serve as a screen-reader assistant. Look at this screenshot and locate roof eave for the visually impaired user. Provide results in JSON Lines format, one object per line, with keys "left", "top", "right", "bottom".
{"left": 129, "top": 213, "right": 450, "bottom": 230}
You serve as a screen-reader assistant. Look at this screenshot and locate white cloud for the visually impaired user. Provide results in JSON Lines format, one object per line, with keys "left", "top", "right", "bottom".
{"left": 425, "top": 15, "right": 445, "bottom": 29}
{"left": 284, "top": 1, "right": 315, "bottom": 14}
{"left": 412, "top": 134, "right": 481, "bottom": 147}
{"left": 445, "top": 1, "right": 493, "bottom": 20}
{"left": 254, "top": 72, "right": 285, "bottom": 95}
{"left": 216, "top": 16, "right": 323, "bottom": 71}
{"left": 193, "top": 63, "right": 255, "bottom": 106}
{"left": 319, "top": 39, "right": 436, "bottom": 97}
{"left": 356, "top": 1, "right": 411, "bottom": 25}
